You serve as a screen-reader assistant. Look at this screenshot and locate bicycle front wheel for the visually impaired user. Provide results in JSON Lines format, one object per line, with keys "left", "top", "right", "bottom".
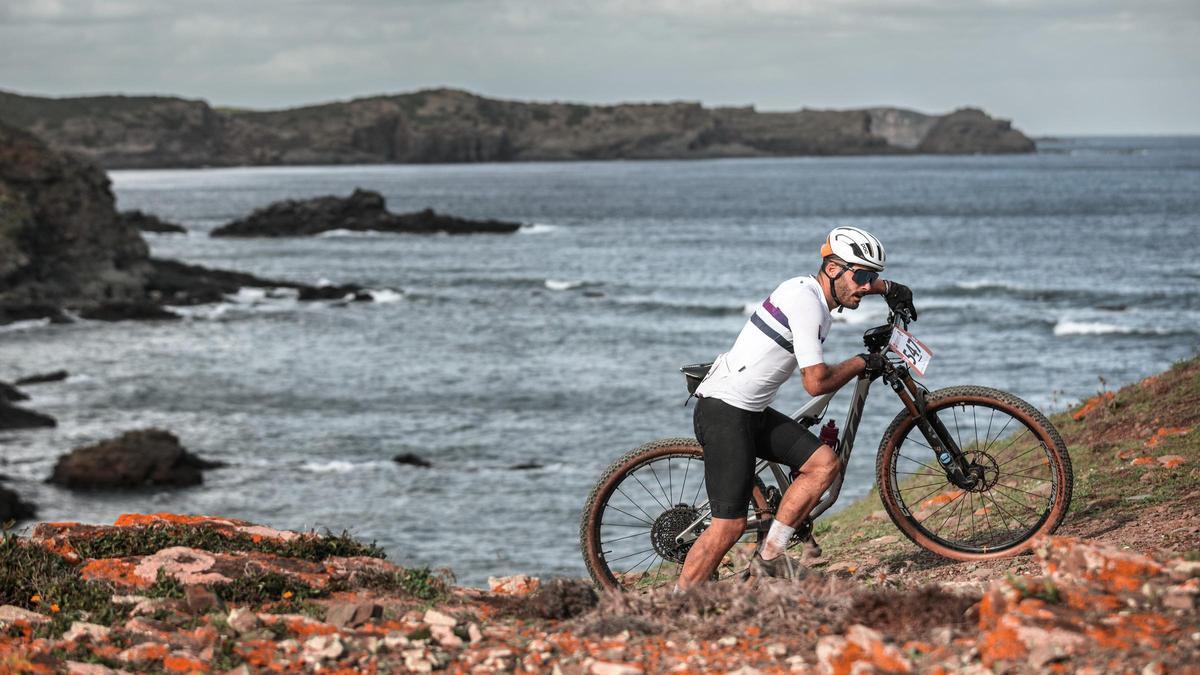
{"left": 580, "top": 438, "right": 770, "bottom": 592}
{"left": 876, "top": 386, "right": 1073, "bottom": 560}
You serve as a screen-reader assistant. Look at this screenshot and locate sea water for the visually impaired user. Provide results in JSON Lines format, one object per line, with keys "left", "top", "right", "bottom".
{"left": 2, "top": 136, "right": 1197, "bottom": 585}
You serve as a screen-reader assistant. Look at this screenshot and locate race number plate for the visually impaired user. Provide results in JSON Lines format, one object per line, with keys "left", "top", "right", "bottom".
{"left": 888, "top": 326, "right": 934, "bottom": 376}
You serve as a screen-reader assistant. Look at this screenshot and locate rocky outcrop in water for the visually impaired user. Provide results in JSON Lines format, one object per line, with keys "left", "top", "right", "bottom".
{"left": 0, "top": 402, "right": 56, "bottom": 430}
{"left": 917, "top": 107, "right": 1034, "bottom": 154}
{"left": 48, "top": 429, "right": 225, "bottom": 489}
{"left": 0, "top": 88, "right": 1036, "bottom": 168}
{"left": 118, "top": 210, "right": 187, "bottom": 234}
{"left": 210, "top": 189, "right": 521, "bottom": 237}
{"left": 0, "top": 485, "right": 36, "bottom": 522}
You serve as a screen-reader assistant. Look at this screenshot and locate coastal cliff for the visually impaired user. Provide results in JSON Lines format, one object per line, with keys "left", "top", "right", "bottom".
{"left": 0, "top": 88, "right": 1035, "bottom": 169}
{"left": 0, "top": 122, "right": 388, "bottom": 324}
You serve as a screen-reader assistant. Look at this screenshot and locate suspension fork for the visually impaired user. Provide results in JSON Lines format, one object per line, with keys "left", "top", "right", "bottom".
{"left": 888, "top": 368, "right": 976, "bottom": 489}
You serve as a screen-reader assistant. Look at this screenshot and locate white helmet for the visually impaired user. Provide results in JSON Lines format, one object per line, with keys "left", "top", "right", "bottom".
{"left": 819, "top": 226, "right": 886, "bottom": 271}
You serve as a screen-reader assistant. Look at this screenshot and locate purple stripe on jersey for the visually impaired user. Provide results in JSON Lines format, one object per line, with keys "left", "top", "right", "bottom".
{"left": 762, "top": 297, "right": 790, "bottom": 329}
{"left": 750, "top": 314, "right": 794, "bottom": 354}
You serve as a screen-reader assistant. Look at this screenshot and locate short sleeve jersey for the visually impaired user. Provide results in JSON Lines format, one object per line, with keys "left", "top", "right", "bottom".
{"left": 695, "top": 275, "right": 832, "bottom": 412}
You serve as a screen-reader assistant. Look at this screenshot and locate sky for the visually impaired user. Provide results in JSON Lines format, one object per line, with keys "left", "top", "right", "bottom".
{"left": 1, "top": 0, "right": 1197, "bottom": 135}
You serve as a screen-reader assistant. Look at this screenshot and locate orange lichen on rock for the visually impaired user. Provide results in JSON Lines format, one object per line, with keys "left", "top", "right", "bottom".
{"left": 817, "top": 624, "right": 913, "bottom": 674}
{"left": 1145, "top": 426, "right": 1192, "bottom": 448}
{"left": 488, "top": 574, "right": 541, "bottom": 595}
{"left": 80, "top": 558, "right": 147, "bottom": 588}
{"left": 1072, "top": 391, "right": 1114, "bottom": 420}
{"left": 1157, "top": 454, "right": 1187, "bottom": 468}
{"left": 163, "top": 651, "right": 210, "bottom": 673}
{"left": 1130, "top": 456, "right": 1156, "bottom": 466}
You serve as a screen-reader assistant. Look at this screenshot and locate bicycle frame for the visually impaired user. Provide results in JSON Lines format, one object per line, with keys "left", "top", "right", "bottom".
{"left": 673, "top": 314, "right": 969, "bottom": 548}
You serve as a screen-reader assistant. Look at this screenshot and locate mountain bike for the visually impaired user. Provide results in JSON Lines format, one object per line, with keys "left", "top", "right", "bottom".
{"left": 579, "top": 310, "right": 1073, "bottom": 592}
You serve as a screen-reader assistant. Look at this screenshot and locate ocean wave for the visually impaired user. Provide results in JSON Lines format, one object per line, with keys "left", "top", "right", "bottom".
{"left": 0, "top": 318, "right": 52, "bottom": 333}
{"left": 300, "top": 459, "right": 396, "bottom": 474}
{"left": 1051, "top": 320, "right": 1178, "bottom": 337}
{"left": 366, "top": 288, "right": 404, "bottom": 303}
{"left": 932, "top": 281, "right": 1194, "bottom": 310}
{"left": 545, "top": 279, "right": 601, "bottom": 292}
{"left": 613, "top": 297, "right": 750, "bottom": 317}
{"left": 315, "top": 229, "right": 390, "bottom": 238}
{"left": 519, "top": 223, "right": 558, "bottom": 235}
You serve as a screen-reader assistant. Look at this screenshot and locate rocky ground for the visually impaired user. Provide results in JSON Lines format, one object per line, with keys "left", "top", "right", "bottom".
{"left": 0, "top": 359, "right": 1196, "bottom": 673}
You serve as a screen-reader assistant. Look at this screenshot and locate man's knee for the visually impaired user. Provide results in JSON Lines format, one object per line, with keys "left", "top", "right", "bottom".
{"left": 707, "top": 514, "right": 747, "bottom": 532}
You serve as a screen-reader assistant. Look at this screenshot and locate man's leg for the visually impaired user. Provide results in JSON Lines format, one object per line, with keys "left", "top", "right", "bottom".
{"left": 760, "top": 444, "right": 839, "bottom": 559}
{"left": 677, "top": 516, "right": 746, "bottom": 590}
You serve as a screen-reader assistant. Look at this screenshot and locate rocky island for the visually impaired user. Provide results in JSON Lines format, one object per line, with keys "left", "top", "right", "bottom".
{"left": 0, "top": 88, "right": 1035, "bottom": 169}
{"left": 210, "top": 189, "right": 521, "bottom": 237}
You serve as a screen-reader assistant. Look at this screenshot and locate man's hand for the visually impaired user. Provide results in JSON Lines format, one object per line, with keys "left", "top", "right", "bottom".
{"left": 884, "top": 282, "right": 918, "bottom": 321}
{"left": 858, "top": 352, "right": 885, "bottom": 377}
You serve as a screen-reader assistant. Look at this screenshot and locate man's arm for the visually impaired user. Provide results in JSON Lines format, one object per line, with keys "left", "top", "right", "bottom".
{"left": 799, "top": 356, "right": 867, "bottom": 396}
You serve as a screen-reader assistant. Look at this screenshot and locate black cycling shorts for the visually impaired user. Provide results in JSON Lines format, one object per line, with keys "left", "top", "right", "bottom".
{"left": 693, "top": 396, "right": 823, "bottom": 519}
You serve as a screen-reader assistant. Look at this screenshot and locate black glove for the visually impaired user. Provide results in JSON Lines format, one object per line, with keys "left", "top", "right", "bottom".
{"left": 884, "top": 281, "right": 918, "bottom": 321}
{"left": 859, "top": 352, "right": 885, "bottom": 376}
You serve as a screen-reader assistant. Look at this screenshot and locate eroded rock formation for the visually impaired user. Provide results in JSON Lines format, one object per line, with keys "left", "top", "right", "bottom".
{"left": 0, "top": 88, "right": 1035, "bottom": 169}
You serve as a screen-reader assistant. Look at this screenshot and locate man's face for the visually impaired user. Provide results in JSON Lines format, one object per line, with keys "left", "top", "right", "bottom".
{"left": 830, "top": 262, "right": 875, "bottom": 309}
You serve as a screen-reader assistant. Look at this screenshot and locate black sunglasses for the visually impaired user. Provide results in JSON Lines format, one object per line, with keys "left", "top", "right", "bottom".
{"left": 836, "top": 263, "right": 879, "bottom": 285}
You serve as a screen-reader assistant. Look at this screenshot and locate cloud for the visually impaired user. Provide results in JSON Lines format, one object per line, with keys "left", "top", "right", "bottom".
{"left": 0, "top": 0, "right": 1196, "bottom": 133}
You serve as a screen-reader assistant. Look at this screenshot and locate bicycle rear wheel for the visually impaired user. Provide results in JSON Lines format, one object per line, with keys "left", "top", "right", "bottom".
{"left": 580, "top": 438, "right": 770, "bottom": 592}
{"left": 876, "top": 386, "right": 1072, "bottom": 560}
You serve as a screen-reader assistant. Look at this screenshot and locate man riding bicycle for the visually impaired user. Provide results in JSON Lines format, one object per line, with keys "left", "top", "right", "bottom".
{"left": 677, "top": 226, "right": 918, "bottom": 588}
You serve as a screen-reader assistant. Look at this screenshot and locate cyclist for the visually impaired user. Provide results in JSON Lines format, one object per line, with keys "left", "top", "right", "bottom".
{"left": 677, "top": 226, "right": 917, "bottom": 587}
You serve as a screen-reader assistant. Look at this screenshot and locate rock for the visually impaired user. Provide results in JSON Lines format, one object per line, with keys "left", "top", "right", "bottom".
{"left": 226, "top": 607, "right": 261, "bottom": 635}
{"left": 48, "top": 428, "right": 225, "bottom": 489}
{"left": 430, "top": 623, "right": 463, "bottom": 648}
{"left": 303, "top": 634, "right": 345, "bottom": 663}
{"left": 62, "top": 621, "right": 111, "bottom": 643}
{"left": 14, "top": 370, "right": 68, "bottom": 386}
{"left": 916, "top": 108, "right": 1035, "bottom": 154}
{"left": 79, "top": 302, "right": 179, "bottom": 321}
{"left": 118, "top": 209, "right": 187, "bottom": 234}
{"left": 509, "top": 462, "right": 544, "bottom": 470}
{"left": 869, "top": 535, "right": 900, "bottom": 545}
{"left": 210, "top": 189, "right": 522, "bottom": 237}
{"left": 184, "top": 585, "right": 226, "bottom": 614}
{"left": 817, "top": 624, "right": 913, "bottom": 674}
{"left": 1157, "top": 455, "right": 1186, "bottom": 468}
{"left": 0, "top": 401, "right": 57, "bottom": 429}
{"left": 0, "top": 485, "right": 37, "bottom": 522}
{"left": 0, "top": 304, "right": 70, "bottom": 326}
{"left": 589, "top": 662, "right": 644, "bottom": 675}
{"left": 423, "top": 608, "right": 457, "bottom": 627}
{"left": 525, "top": 578, "right": 599, "bottom": 620}
{"left": 0, "top": 121, "right": 150, "bottom": 314}
{"left": 0, "top": 381, "right": 29, "bottom": 401}
{"left": 0, "top": 605, "right": 50, "bottom": 625}
{"left": 394, "top": 453, "right": 432, "bottom": 468}
{"left": 488, "top": 574, "right": 541, "bottom": 595}
{"left": 326, "top": 601, "right": 382, "bottom": 628}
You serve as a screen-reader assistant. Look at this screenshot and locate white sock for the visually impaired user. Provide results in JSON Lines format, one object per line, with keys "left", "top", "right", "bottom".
{"left": 761, "top": 520, "right": 796, "bottom": 560}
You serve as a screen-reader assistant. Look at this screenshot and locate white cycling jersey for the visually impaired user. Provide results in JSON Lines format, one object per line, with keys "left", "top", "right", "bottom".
{"left": 695, "top": 275, "right": 832, "bottom": 412}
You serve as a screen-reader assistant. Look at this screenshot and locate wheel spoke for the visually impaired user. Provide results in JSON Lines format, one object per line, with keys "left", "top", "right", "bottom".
{"left": 879, "top": 393, "right": 1071, "bottom": 556}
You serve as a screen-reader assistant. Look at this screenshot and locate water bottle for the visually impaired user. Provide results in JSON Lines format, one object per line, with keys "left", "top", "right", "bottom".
{"left": 819, "top": 419, "right": 840, "bottom": 451}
